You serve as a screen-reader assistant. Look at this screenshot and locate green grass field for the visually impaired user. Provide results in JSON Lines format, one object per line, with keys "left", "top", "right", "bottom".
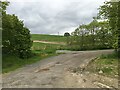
{"left": 32, "top": 42, "right": 64, "bottom": 52}
{"left": 31, "top": 34, "right": 66, "bottom": 42}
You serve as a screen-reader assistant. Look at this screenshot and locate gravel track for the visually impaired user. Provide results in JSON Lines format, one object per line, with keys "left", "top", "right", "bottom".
{"left": 3, "top": 49, "right": 117, "bottom": 88}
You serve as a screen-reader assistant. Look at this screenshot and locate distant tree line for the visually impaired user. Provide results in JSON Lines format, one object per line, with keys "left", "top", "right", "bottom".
{"left": 1, "top": 1, "right": 33, "bottom": 58}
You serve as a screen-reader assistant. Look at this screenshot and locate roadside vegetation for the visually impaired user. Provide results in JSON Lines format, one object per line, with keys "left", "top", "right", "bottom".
{"left": 86, "top": 52, "right": 118, "bottom": 78}
{"left": 3, "top": 54, "right": 40, "bottom": 73}
{"left": 3, "top": 42, "right": 63, "bottom": 73}
{"left": 2, "top": 2, "right": 32, "bottom": 59}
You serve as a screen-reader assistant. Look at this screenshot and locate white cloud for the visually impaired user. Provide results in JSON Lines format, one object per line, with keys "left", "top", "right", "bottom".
{"left": 6, "top": 0, "right": 105, "bottom": 35}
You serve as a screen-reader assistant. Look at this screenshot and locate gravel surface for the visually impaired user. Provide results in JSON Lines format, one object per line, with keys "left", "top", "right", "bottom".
{"left": 3, "top": 49, "right": 117, "bottom": 88}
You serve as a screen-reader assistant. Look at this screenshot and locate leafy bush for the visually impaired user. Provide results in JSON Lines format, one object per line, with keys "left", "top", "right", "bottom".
{"left": 2, "top": 2, "right": 33, "bottom": 59}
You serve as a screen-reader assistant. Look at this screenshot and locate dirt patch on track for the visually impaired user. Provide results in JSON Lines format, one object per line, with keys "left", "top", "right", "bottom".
{"left": 33, "top": 40, "right": 66, "bottom": 45}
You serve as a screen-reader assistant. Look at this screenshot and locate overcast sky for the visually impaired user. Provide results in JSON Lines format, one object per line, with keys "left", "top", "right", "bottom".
{"left": 6, "top": 0, "right": 106, "bottom": 35}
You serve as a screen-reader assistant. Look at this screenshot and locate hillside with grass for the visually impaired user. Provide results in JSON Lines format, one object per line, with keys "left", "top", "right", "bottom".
{"left": 31, "top": 34, "right": 66, "bottom": 42}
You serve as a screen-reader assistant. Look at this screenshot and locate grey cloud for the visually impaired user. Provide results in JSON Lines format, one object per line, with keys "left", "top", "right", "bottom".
{"left": 7, "top": 0, "right": 105, "bottom": 35}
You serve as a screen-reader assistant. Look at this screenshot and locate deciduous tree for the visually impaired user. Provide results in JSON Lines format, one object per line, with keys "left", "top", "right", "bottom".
{"left": 1, "top": 1, "right": 33, "bottom": 58}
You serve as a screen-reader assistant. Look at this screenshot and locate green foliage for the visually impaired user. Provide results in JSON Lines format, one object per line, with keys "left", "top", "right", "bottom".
{"left": 0, "top": 1, "right": 9, "bottom": 12}
{"left": 70, "top": 19, "right": 112, "bottom": 50}
{"left": 118, "top": 2, "right": 120, "bottom": 58}
{"left": 2, "top": 53, "right": 55, "bottom": 73}
{"left": 64, "top": 32, "right": 70, "bottom": 37}
{"left": 2, "top": 1, "right": 33, "bottom": 58}
{"left": 69, "top": 1, "right": 120, "bottom": 51}
{"left": 98, "top": 1, "right": 120, "bottom": 50}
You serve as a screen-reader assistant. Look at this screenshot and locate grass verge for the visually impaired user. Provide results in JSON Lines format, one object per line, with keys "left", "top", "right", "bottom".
{"left": 86, "top": 52, "right": 118, "bottom": 78}
{"left": 2, "top": 52, "right": 57, "bottom": 73}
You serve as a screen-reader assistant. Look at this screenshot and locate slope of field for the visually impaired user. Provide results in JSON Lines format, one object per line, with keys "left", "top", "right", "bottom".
{"left": 31, "top": 34, "right": 66, "bottom": 42}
